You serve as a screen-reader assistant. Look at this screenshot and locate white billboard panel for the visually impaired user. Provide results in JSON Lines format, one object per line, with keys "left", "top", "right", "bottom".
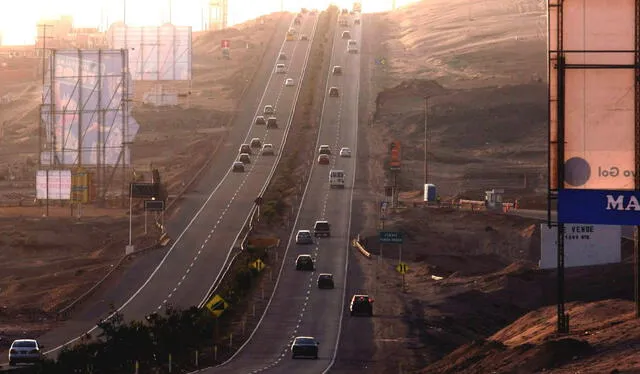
{"left": 36, "top": 170, "right": 71, "bottom": 200}
{"left": 539, "top": 224, "right": 621, "bottom": 269}
{"left": 557, "top": 0, "right": 636, "bottom": 189}
{"left": 41, "top": 49, "right": 140, "bottom": 166}
{"left": 107, "top": 24, "right": 192, "bottom": 81}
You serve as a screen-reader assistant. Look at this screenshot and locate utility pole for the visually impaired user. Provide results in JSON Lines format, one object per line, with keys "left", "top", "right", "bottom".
{"left": 123, "top": 0, "right": 127, "bottom": 24}
{"left": 424, "top": 96, "right": 429, "bottom": 186}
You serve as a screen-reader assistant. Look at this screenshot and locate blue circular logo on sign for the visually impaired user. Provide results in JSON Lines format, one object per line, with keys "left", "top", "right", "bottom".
{"left": 564, "top": 157, "right": 591, "bottom": 187}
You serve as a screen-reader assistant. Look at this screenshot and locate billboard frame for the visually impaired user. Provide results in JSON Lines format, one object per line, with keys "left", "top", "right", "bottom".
{"left": 39, "top": 48, "right": 138, "bottom": 203}
{"left": 548, "top": 0, "right": 640, "bottom": 332}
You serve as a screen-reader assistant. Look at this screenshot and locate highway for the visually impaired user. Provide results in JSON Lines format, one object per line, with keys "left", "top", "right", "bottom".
{"left": 33, "top": 13, "right": 319, "bottom": 358}
{"left": 201, "top": 12, "right": 362, "bottom": 374}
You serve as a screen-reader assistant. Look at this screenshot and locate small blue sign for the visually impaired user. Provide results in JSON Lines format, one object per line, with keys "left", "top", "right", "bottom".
{"left": 558, "top": 189, "right": 640, "bottom": 225}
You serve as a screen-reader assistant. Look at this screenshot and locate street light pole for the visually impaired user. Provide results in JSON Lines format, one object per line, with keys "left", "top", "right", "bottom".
{"left": 126, "top": 182, "right": 134, "bottom": 254}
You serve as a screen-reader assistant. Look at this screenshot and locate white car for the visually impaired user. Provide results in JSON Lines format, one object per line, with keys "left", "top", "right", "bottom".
{"left": 318, "top": 145, "right": 331, "bottom": 155}
{"left": 8, "top": 339, "right": 43, "bottom": 366}
{"left": 261, "top": 143, "right": 275, "bottom": 155}
{"left": 285, "top": 78, "right": 295, "bottom": 86}
{"left": 339, "top": 147, "right": 352, "bottom": 157}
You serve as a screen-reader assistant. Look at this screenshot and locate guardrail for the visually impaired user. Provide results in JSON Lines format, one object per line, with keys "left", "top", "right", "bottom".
{"left": 352, "top": 238, "right": 371, "bottom": 259}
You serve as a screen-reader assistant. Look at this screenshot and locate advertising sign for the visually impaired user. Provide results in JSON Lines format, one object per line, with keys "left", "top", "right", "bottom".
{"left": 41, "top": 49, "right": 140, "bottom": 166}
{"left": 558, "top": 189, "right": 640, "bottom": 225}
{"left": 107, "top": 24, "right": 192, "bottom": 81}
{"left": 540, "top": 223, "right": 621, "bottom": 269}
{"left": 36, "top": 170, "right": 71, "bottom": 200}
{"left": 550, "top": 0, "right": 636, "bottom": 190}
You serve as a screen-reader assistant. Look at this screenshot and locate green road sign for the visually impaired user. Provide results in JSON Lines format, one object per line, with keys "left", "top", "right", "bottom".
{"left": 379, "top": 231, "right": 403, "bottom": 244}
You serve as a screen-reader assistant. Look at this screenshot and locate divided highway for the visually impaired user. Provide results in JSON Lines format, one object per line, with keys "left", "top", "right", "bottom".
{"left": 36, "top": 13, "right": 319, "bottom": 357}
{"left": 203, "top": 12, "right": 362, "bottom": 374}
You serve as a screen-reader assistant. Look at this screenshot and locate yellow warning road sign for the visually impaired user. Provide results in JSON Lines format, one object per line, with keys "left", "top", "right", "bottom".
{"left": 249, "top": 258, "right": 265, "bottom": 272}
{"left": 205, "top": 294, "right": 229, "bottom": 318}
{"left": 396, "top": 262, "right": 409, "bottom": 274}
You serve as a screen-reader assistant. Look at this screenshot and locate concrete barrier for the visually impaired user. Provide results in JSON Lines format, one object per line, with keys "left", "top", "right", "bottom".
{"left": 352, "top": 238, "right": 371, "bottom": 259}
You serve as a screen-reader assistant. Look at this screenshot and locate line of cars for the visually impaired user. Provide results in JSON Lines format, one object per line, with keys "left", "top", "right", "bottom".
{"left": 289, "top": 9, "right": 374, "bottom": 360}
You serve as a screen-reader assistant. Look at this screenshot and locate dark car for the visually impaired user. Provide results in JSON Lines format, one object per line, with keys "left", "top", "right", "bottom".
{"left": 332, "top": 65, "right": 343, "bottom": 75}
{"left": 295, "top": 254, "right": 314, "bottom": 271}
{"left": 341, "top": 31, "right": 351, "bottom": 39}
{"left": 238, "top": 153, "right": 251, "bottom": 164}
{"left": 313, "top": 220, "right": 330, "bottom": 237}
{"left": 255, "top": 116, "right": 266, "bottom": 125}
{"left": 350, "top": 294, "right": 373, "bottom": 316}
{"left": 291, "top": 336, "right": 319, "bottom": 359}
{"left": 317, "top": 273, "right": 334, "bottom": 289}
{"left": 354, "top": 19, "right": 361, "bottom": 25}
{"left": 294, "top": 18, "right": 301, "bottom": 25}
{"left": 329, "top": 87, "right": 339, "bottom": 97}
{"left": 300, "top": 34, "right": 309, "bottom": 40}
{"left": 239, "top": 143, "right": 252, "bottom": 155}
{"left": 267, "top": 116, "right": 278, "bottom": 129}
{"left": 232, "top": 161, "right": 245, "bottom": 172}
{"left": 250, "top": 137, "right": 262, "bottom": 148}
{"left": 317, "top": 154, "right": 330, "bottom": 165}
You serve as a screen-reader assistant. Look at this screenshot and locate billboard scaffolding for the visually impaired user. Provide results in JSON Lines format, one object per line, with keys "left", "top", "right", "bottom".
{"left": 548, "top": 0, "right": 640, "bottom": 332}
{"left": 40, "top": 49, "right": 140, "bottom": 202}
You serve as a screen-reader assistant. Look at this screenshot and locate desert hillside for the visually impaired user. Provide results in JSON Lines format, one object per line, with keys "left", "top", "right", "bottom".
{"left": 365, "top": 0, "right": 547, "bottom": 205}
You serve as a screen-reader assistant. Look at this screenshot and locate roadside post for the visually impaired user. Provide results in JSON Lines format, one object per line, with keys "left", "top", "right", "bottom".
{"left": 380, "top": 231, "right": 405, "bottom": 291}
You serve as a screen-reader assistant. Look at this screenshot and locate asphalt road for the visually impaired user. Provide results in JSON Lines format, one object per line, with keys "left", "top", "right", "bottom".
{"left": 201, "top": 13, "right": 363, "bottom": 374}
{"left": 32, "top": 13, "right": 318, "bottom": 359}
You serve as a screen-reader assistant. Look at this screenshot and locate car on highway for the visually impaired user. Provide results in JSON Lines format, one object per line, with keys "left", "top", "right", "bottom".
{"left": 329, "top": 86, "right": 340, "bottom": 97}
{"left": 285, "top": 78, "right": 295, "bottom": 86}
{"left": 238, "top": 153, "right": 251, "bottom": 164}
{"left": 318, "top": 145, "right": 331, "bottom": 155}
{"left": 310, "top": 9, "right": 318, "bottom": 16}
{"left": 300, "top": 34, "right": 309, "bottom": 40}
{"left": 239, "top": 143, "right": 252, "bottom": 154}
{"left": 275, "top": 63, "right": 286, "bottom": 73}
{"left": 295, "top": 254, "right": 315, "bottom": 271}
{"left": 342, "top": 31, "right": 351, "bottom": 39}
{"left": 295, "top": 229, "right": 314, "bottom": 244}
{"left": 332, "top": 65, "right": 343, "bottom": 75}
{"left": 317, "top": 154, "right": 330, "bottom": 165}
{"left": 354, "top": 18, "right": 361, "bottom": 25}
{"left": 341, "top": 8, "right": 349, "bottom": 14}
{"left": 8, "top": 339, "right": 43, "bottom": 366}
{"left": 261, "top": 143, "right": 275, "bottom": 155}
{"left": 250, "top": 137, "right": 262, "bottom": 148}
{"left": 232, "top": 161, "right": 245, "bottom": 172}
{"left": 313, "top": 220, "right": 331, "bottom": 237}
{"left": 267, "top": 116, "right": 278, "bottom": 129}
{"left": 294, "top": 17, "right": 301, "bottom": 25}
{"left": 317, "top": 273, "right": 334, "bottom": 289}
{"left": 347, "top": 39, "right": 358, "bottom": 54}
{"left": 339, "top": 147, "right": 352, "bottom": 157}
{"left": 291, "top": 336, "right": 319, "bottom": 359}
{"left": 349, "top": 294, "right": 374, "bottom": 316}
{"left": 279, "top": 52, "right": 287, "bottom": 60}
{"left": 263, "top": 105, "right": 275, "bottom": 115}
{"left": 339, "top": 19, "right": 349, "bottom": 27}
{"left": 255, "top": 115, "right": 266, "bottom": 125}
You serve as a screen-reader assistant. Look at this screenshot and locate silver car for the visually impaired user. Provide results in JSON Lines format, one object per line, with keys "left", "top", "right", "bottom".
{"left": 296, "top": 230, "right": 314, "bottom": 244}
{"left": 8, "top": 339, "right": 43, "bottom": 366}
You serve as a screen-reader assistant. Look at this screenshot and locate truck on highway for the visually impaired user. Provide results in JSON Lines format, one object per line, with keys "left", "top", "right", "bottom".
{"left": 329, "top": 169, "right": 345, "bottom": 188}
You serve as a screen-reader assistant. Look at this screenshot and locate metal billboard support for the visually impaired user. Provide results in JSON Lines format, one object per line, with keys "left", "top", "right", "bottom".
{"left": 635, "top": 0, "right": 640, "bottom": 318}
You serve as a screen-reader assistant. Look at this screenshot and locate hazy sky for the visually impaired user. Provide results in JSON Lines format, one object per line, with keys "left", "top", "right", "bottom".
{"left": 0, "top": 0, "right": 417, "bottom": 45}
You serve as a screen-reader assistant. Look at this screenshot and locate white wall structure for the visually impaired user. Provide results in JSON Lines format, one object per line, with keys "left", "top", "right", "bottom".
{"left": 540, "top": 224, "right": 622, "bottom": 269}
{"left": 36, "top": 170, "right": 71, "bottom": 200}
{"left": 106, "top": 23, "right": 192, "bottom": 81}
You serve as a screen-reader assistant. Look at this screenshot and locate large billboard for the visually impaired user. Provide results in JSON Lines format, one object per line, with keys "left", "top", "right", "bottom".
{"left": 550, "top": 0, "right": 638, "bottom": 224}
{"left": 550, "top": 0, "right": 636, "bottom": 190}
{"left": 41, "top": 49, "right": 140, "bottom": 166}
{"left": 540, "top": 223, "right": 621, "bottom": 269}
{"left": 107, "top": 23, "right": 192, "bottom": 81}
